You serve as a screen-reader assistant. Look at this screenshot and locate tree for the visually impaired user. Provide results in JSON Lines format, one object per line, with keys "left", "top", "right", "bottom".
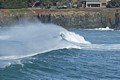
{"left": 0, "top": 0, "right": 28, "bottom": 9}
{"left": 0, "top": 1, "right": 3, "bottom": 8}
{"left": 107, "top": 0, "right": 120, "bottom": 8}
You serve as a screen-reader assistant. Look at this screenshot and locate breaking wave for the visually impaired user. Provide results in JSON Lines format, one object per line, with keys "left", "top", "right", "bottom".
{"left": 0, "top": 21, "right": 119, "bottom": 68}
{"left": 0, "top": 22, "right": 89, "bottom": 61}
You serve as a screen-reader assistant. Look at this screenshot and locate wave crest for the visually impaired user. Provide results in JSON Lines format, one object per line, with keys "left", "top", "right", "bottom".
{"left": 0, "top": 22, "right": 89, "bottom": 61}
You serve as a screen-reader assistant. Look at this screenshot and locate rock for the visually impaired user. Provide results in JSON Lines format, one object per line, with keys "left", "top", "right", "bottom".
{"left": 0, "top": 9, "right": 120, "bottom": 30}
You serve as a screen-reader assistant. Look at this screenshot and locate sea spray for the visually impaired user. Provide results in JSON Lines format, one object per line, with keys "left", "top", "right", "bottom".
{"left": 0, "top": 29, "right": 120, "bottom": 79}
{"left": 60, "top": 32, "right": 90, "bottom": 44}
{"left": 0, "top": 21, "right": 89, "bottom": 61}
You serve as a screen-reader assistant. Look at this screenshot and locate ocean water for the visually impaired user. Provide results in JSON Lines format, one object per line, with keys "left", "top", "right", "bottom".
{"left": 0, "top": 22, "right": 120, "bottom": 80}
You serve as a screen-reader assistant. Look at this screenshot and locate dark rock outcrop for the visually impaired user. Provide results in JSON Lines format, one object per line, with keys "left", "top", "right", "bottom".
{"left": 0, "top": 9, "right": 120, "bottom": 30}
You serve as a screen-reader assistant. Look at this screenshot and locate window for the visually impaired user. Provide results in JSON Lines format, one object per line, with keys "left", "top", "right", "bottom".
{"left": 102, "top": 3, "right": 106, "bottom": 6}
{"left": 87, "top": 4, "right": 100, "bottom": 7}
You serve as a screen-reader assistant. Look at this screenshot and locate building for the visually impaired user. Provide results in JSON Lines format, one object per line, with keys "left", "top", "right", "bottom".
{"left": 78, "top": 0, "right": 109, "bottom": 8}
{"left": 86, "top": 0, "right": 108, "bottom": 8}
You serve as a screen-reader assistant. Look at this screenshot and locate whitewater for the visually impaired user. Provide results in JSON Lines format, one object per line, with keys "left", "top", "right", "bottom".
{"left": 1, "top": 21, "right": 120, "bottom": 80}
{"left": 0, "top": 21, "right": 120, "bottom": 68}
{"left": 0, "top": 21, "right": 90, "bottom": 61}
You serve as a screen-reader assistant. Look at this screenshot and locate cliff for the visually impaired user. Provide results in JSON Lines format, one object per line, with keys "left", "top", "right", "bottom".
{"left": 0, "top": 8, "right": 120, "bottom": 29}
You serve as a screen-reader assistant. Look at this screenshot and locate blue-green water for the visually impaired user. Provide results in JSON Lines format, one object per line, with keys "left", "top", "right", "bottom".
{"left": 0, "top": 24, "right": 120, "bottom": 80}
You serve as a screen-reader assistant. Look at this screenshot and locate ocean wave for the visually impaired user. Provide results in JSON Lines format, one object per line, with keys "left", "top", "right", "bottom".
{"left": 0, "top": 21, "right": 89, "bottom": 62}
{"left": 80, "top": 44, "right": 120, "bottom": 51}
{"left": 82, "top": 27, "right": 114, "bottom": 31}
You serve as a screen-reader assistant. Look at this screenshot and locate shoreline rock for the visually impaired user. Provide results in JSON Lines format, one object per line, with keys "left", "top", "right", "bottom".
{"left": 0, "top": 8, "right": 120, "bottom": 30}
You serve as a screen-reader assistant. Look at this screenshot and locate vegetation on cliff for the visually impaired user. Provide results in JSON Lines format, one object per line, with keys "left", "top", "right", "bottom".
{"left": 0, "top": 0, "right": 119, "bottom": 9}
{"left": 0, "top": 0, "right": 68, "bottom": 9}
{"left": 0, "top": 0, "right": 28, "bottom": 9}
{"left": 107, "top": 0, "right": 120, "bottom": 8}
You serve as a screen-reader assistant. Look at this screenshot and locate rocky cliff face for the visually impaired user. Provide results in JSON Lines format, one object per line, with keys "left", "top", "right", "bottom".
{"left": 50, "top": 12, "right": 102, "bottom": 29}
{"left": 0, "top": 9, "right": 119, "bottom": 29}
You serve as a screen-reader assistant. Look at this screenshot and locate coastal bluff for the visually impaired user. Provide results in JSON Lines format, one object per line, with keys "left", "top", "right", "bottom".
{"left": 0, "top": 8, "right": 120, "bottom": 29}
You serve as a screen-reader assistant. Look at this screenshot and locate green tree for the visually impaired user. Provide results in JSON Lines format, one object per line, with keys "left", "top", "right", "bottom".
{"left": 0, "top": 0, "right": 28, "bottom": 9}
{"left": 107, "top": 0, "right": 120, "bottom": 8}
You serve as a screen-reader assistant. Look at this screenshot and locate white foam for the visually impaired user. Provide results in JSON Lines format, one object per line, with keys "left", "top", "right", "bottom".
{"left": 60, "top": 32, "right": 90, "bottom": 44}
{"left": 80, "top": 44, "right": 120, "bottom": 51}
{"left": 0, "top": 22, "right": 89, "bottom": 61}
{"left": 83, "top": 27, "right": 114, "bottom": 31}
{"left": 95, "top": 27, "right": 114, "bottom": 31}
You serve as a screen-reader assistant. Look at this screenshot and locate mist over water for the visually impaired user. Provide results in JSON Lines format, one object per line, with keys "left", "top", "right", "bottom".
{"left": 1, "top": 20, "right": 120, "bottom": 80}
{"left": 0, "top": 20, "right": 90, "bottom": 61}
{"left": 0, "top": 20, "right": 120, "bottom": 68}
